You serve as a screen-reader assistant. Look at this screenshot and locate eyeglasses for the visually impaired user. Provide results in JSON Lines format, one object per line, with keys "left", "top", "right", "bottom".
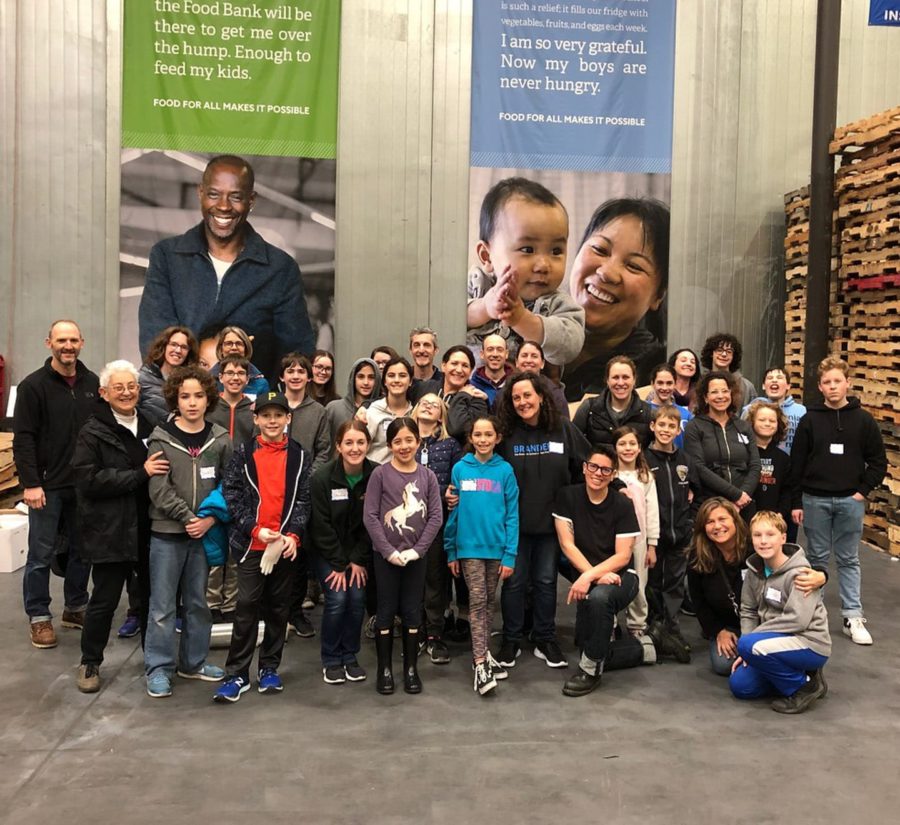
{"left": 221, "top": 370, "right": 247, "bottom": 378}
{"left": 714, "top": 345, "right": 734, "bottom": 354}
{"left": 584, "top": 462, "right": 614, "bottom": 477}
{"left": 109, "top": 384, "right": 138, "bottom": 395}
{"left": 222, "top": 341, "right": 244, "bottom": 350}
{"left": 167, "top": 342, "right": 189, "bottom": 351}
{"left": 418, "top": 400, "right": 441, "bottom": 409}
{"left": 313, "top": 364, "right": 333, "bottom": 372}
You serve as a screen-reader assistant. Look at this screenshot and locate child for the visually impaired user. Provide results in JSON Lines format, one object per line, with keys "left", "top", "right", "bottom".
{"left": 144, "top": 365, "right": 233, "bottom": 698}
{"left": 444, "top": 416, "right": 519, "bottom": 695}
{"left": 644, "top": 364, "right": 692, "bottom": 449}
{"left": 363, "top": 417, "right": 443, "bottom": 695}
{"left": 644, "top": 405, "right": 696, "bottom": 662}
{"left": 214, "top": 391, "right": 312, "bottom": 703}
{"left": 747, "top": 401, "right": 792, "bottom": 528}
{"left": 207, "top": 354, "right": 255, "bottom": 449}
{"left": 466, "top": 177, "right": 585, "bottom": 367}
{"left": 362, "top": 356, "right": 415, "bottom": 464}
{"left": 612, "top": 426, "right": 660, "bottom": 657}
{"left": 730, "top": 511, "right": 830, "bottom": 714}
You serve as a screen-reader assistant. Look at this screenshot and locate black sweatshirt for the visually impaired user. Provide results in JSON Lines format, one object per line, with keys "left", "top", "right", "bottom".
{"left": 753, "top": 442, "right": 792, "bottom": 522}
{"left": 646, "top": 445, "right": 698, "bottom": 547}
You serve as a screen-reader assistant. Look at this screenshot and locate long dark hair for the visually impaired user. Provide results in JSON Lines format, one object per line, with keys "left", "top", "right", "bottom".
{"left": 310, "top": 350, "right": 339, "bottom": 405}
{"left": 496, "top": 371, "right": 560, "bottom": 435}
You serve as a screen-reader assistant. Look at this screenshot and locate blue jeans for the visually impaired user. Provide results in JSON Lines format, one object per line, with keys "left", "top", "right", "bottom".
{"left": 501, "top": 532, "right": 559, "bottom": 643}
{"left": 315, "top": 554, "right": 366, "bottom": 667}
{"left": 23, "top": 487, "right": 90, "bottom": 620}
{"left": 729, "top": 631, "right": 828, "bottom": 698}
{"left": 802, "top": 493, "right": 865, "bottom": 617}
{"left": 144, "top": 534, "right": 212, "bottom": 678}
{"left": 709, "top": 635, "right": 738, "bottom": 676}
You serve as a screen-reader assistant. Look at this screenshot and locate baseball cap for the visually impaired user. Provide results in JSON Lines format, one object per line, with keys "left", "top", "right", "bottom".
{"left": 254, "top": 391, "right": 291, "bottom": 415}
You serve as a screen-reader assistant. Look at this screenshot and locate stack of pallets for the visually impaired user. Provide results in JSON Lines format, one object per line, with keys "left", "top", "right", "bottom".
{"left": 783, "top": 186, "right": 810, "bottom": 391}
{"left": 0, "top": 433, "right": 20, "bottom": 509}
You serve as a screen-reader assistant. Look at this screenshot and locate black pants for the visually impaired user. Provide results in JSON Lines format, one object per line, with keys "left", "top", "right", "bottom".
{"left": 646, "top": 537, "right": 687, "bottom": 625}
{"left": 373, "top": 552, "right": 427, "bottom": 630}
{"left": 81, "top": 551, "right": 150, "bottom": 666}
{"left": 288, "top": 547, "right": 310, "bottom": 621}
{"left": 423, "top": 528, "right": 449, "bottom": 637}
{"left": 225, "top": 551, "right": 295, "bottom": 678}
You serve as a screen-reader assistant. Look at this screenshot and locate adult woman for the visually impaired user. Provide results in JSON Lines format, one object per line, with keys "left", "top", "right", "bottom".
{"left": 71, "top": 360, "right": 169, "bottom": 692}
{"left": 309, "top": 421, "right": 377, "bottom": 685}
{"left": 210, "top": 326, "right": 269, "bottom": 397}
{"left": 138, "top": 326, "right": 199, "bottom": 426}
{"left": 564, "top": 198, "right": 670, "bottom": 400}
{"left": 515, "top": 339, "right": 569, "bottom": 420}
{"left": 309, "top": 350, "right": 339, "bottom": 406}
{"left": 362, "top": 356, "right": 415, "bottom": 464}
{"left": 496, "top": 371, "right": 591, "bottom": 669}
{"left": 699, "top": 333, "right": 756, "bottom": 410}
{"left": 684, "top": 371, "right": 760, "bottom": 518}
{"left": 687, "top": 498, "right": 825, "bottom": 675}
{"left": 645, "top": 364, "right": 692, "bottom": 448}
{"left": 411, "top": 393, "right": 463, "bottom": 663}
{"left": 324, "top": 358, "right": 382, "bottom": 444}
{"left": 572, "top": 355, "right": 652, "bottom": 448}
{"left": 668, "top": 348, "right": 700, "bottom": 408}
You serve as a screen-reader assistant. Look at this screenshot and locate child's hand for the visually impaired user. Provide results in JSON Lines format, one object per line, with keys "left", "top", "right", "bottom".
{"left": 482, "top": 266, "right": 517, "bottom": 319}
{"left": 716, "top": 629, "right": 738, "bottom": 658}
{"left": 734, "top": 492, "right": 752, "bottom": 509}
{"left": 448, "top": 560, "right": 460, "bottom": 578}
{"left": 325, "top": 569, "right": 347, "bottom": 592}
{"left": 185, "top": 516, "right": 215, "bottom": 539}
{"left": 646, "top": 546, "right": 657, "bottom": 568}
{"left": 731, "top": 656, "right": 745, "bottom": 673}
{"left": 348, "top": 562, "right": 368, "bottom": 588}
{"left": 445, "top": 484, "right": 459, "bottom": 510}
{"left": 257, "top": 527, "right": 281, "bottom": 543}
{"left": 388, "top": 550, "right": 407, "bottom": 567}
{"left": 398, "top": 549, "right": 419, "bottom": 565}
{"left": 791, "top": 508, "right": 804, "bottom": 526}
{"left": 281, "top": 534, "right": 298, "bottom": 561}
{"left": 499, "top": 565, "right": 514, "bottom": 581}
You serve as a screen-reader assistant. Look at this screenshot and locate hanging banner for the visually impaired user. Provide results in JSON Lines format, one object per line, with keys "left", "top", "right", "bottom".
{"left": 119, "top": 0, "right": 339, "bottom": 383}
{"left": 869, "top": 0, "right": 900, "bottom": 26}
{"left": 467, "top": 0, "right": 677, "bottom": 399}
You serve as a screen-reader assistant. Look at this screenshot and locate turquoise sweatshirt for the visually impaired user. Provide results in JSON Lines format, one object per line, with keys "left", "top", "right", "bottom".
{"left": 444, "top": 453, "right": 519, "bottom": 567}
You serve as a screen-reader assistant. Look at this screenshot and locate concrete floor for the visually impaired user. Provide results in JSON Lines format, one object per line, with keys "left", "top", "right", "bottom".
{"left": 2, "top": 547, "right": 899, "bottom": 825}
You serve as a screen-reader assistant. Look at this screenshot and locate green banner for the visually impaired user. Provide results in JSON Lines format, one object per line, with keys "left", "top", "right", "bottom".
{"left": 122, "top": 0, "right": 340, "bottom": 157}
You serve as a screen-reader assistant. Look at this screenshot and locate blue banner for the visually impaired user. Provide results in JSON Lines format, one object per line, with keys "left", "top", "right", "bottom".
{"left": 470, "top": 0, "right": 677, "bottom": 172}
{"left": 869, "top": 0, "right": 900, "bottom": 26}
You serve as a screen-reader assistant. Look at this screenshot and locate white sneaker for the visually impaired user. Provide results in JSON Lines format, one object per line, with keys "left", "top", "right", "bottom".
{"left": 843, "top": 617, "right": 873, "bottom": 645}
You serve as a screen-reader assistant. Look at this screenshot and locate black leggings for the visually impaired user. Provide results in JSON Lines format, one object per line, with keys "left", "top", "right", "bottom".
{"left": 373, "top": 553, "right": 427, "bottom": 630}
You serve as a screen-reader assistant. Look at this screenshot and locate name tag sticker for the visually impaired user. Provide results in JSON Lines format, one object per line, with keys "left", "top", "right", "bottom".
{"left": 331, "top": 488, "right": 349, "bottom": 501}
{"left": 765, "top": 587, "right": 782, "bottom": 604}
{"left": 460, "top": 479, "right": 477, "bottom": 492}
{"left": 548, "top": 441, "right": 564, "bottom": 454}
{"left": 830, "top": 443, "right": 844, "bottom": 455}
{"left": 200, "top": 466, "right": 216, "bottom": 480}
{"left": 737, "top": 433, "right": 749, "bottom": 444}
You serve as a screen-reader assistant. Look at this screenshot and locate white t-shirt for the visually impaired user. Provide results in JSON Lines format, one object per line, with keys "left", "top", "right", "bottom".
{"left": 112, "top": 410, "right": 138, "bottom": 437}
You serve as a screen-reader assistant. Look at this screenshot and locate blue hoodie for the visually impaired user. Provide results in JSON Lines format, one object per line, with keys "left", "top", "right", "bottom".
{"left": 444, "top": 453, "right": 519, "bottom": 568}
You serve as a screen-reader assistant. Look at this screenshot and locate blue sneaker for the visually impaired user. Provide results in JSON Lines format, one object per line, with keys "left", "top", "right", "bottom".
{"left": 176, "top": 663, "right": 225, "bottom": 682}
{"left": 117, "top": 615, "right": 140, "bottom": 638}
{"left": 213, "top": 675, "right": 250, "bottom": 703}
{"left": 146, "top": 672, "right": 172, "bottom": 698}
{"left": 258, "top": 667, "right": 283, "bottom": 694}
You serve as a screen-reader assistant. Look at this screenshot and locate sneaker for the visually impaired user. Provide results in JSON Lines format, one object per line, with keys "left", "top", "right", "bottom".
{"left": 258, "top": 667, "right": 284, "bottom": 693}
{"left": 302, "top": 595, "right": 315, "bottom": 610}
{"left": 497, "top": 640, "right": 521, "bottom": 669}
{"left": 771, "top": 673, "right": 827, "bottom": 714}
{"left": 176, "top": 663, "right": 225, "bottom": 682}
{"left": 487, "top": 653, "right": 508, "bottom": 681}
{"left": 117, "top": 614, "right": 141, "bottom": 638}
{"left": 30, "top": 620, "right": 57, "bottom": 649}
{"left": 289, "top": 612, "right": 316, "bottom": 638}
{"left": 344, "top": 661, "right": 367, "bottom": 682}
{"left": 213, "top": 675, "right": 250, "bottom": 703}
{"left": 322, "top": 665, "right": 346, "bottom": 684}
{"left": 637, "top": 633, "right": 658, "bottom": 665}
{"left": 146, "top": 672, "right": 173, "bottom": 698}
{"left": 77, "top": 663, "right": 101, "bottom": 693}
{"left": 533, "top": 639, "right": 568, "bottom": 668}
{"left": 807, "top": 668, "right": 828, "bottom": 698}
{"left": 61, "top": 609, "right": 85, "bottom": 630}
{"left": 474, "top": 662, "right": 497, "bottom": 695}
{"left": 364, "top": 616, "right": 377, "bottom": 640}
{"left": 426, "top": 637, "right": 451, "bottom": 665}
{"left": 843, "top": 616, "right": 873, "bottom": 645}
{"left": 562, "top": 669, "right": 602, "bottom": 697}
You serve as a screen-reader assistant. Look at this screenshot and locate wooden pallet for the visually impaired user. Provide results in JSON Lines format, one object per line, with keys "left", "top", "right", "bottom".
{"left": 830, "top": 104, "right": 900, "bottom": 153}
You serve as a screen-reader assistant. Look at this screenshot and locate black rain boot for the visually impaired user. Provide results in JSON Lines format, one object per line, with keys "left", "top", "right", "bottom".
{"left": 375, "top": 630, "right": 394, "bottom": 695}
{"left": 402, "top": 628, "right": 422, "bottom": 694}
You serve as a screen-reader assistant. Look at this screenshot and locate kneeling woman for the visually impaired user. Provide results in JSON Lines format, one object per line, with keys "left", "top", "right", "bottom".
{"left": 309, "top": 420, "right": 377, "bottom": 685}
{"left": 552, "top": 445, "right": 646, "bottom": 697}
{"left": 363, "top": 418, "right": 443, "bottom": 694}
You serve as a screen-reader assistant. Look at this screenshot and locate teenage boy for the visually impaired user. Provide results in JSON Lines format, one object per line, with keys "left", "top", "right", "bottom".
{"left": 790, "top": 357, "right": 886, "bottom": 646}
{"left": 743, "top": 366, "right": 806, "bottom": 452}
{"left": 144, "top": 365, "right": 232, "bottom": 698}
{"left": 208, "top": 355, "right": 255, "bottom": 448}
{"left": 215, "top": 391, "right": 312, "bottom": 702}
{"left": 470, "top": 333, "right": 514, "bottom": 409}
{"left": 644, "top": 406, "right": 697, "bottom": 662}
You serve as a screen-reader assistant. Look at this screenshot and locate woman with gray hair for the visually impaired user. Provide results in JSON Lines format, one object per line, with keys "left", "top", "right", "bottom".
{"left": 71, "top": 360, "right": 170, "bottom": 693}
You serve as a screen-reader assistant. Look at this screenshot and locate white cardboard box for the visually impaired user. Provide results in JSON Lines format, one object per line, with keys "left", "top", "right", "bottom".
{"left": 0, "top": 514, "right": 28, "bottom": 573}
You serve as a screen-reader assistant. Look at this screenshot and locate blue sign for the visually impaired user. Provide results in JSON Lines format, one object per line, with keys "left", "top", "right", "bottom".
{"left": 869, "top": 0, "right": 900, "bottom": 25}
{"left": 470, "top": 1, "right": 677, "bottom": 172}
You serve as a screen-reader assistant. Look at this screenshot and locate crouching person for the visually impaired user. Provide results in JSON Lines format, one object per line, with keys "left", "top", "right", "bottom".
{"left": 214, "top": 392, "right": 312, "bottom": 703}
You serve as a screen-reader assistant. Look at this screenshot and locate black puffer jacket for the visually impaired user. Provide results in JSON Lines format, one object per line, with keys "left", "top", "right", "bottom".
{"left": 572, "top": 388, "right": 652, "bottom": 448}
{"left": 71, "top": 402, "right": 154, "bottom": 563}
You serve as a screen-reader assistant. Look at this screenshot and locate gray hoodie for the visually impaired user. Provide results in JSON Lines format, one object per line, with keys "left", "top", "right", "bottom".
{"left": 740, "top": 544, "right": 831, "bottom": 657}
{"left": 324, "top": 358, "right": 383, "bottom": 444}
{"left": 288, "top": 393, "right": 331, "bottom": 472}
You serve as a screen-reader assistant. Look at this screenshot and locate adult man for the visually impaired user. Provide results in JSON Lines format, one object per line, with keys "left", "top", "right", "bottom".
{"left": 13, "top": 321, "right": 99, "bottom": 648}
{"left": 742, "top": 366, "right": 806, "bottom": 452}
{"left": 138, "top": 154, "right": 315, "bottom": 381}
{"left": 470, "top": 333, "right": 513, "bottom": 409}
{"left": 409, "top": 326, "right": 443, "bottom": 384}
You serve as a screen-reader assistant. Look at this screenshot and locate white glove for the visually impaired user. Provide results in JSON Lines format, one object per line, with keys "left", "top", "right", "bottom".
{"left": 398, "top": 549, "right": 419, "bottom": 565}
{"left": 388, "top": 550, "right": 407, "bottom": 567}
{"left": 260, "top": 537, "right": 286, "bottom": 575}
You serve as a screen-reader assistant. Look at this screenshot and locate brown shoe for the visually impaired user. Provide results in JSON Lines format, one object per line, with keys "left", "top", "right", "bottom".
{"left": 30, "top": 620, "right": 58, "bottom": 649}
{"left": 61, "top": 609, "right": 86, "bottom": 630}
{"left": 77, "top": 664, "right": 101, "bottom": 693}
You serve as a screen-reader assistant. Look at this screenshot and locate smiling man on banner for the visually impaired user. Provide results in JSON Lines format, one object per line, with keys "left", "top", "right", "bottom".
{"left": 138, "top": 154, "right": 315, "bottom": 381}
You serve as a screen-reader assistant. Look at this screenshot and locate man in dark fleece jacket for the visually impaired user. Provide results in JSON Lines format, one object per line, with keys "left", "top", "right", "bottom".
{"left": 789, "top": 358, "right": 886, "bottom": 646}
{"left": 13, "top": 320, "right": 99, "bottom": 649}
